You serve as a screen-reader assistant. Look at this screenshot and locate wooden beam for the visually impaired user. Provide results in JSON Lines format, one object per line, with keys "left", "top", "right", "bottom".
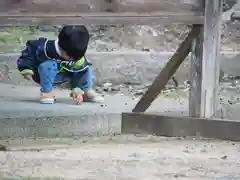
{"left": 189, "top": 25, "right": 204, "bottom": 117}
{"left": 0, "top": 0, "right": 204, "bottom": 25}
{"left": 190, "top": 0, "right": 223, "bottom": 118}
{"left": 132, "top": 25, "right": 201, "bottom": 113}
{"left": 0, "top": 0, "right": 203, "bottom": 13}
{"left": 0, "top": 0, "right": 236, "bottom": 25}
{"left": 189, "top": 1, "right": 205, "bottom": 117}
{"left": 122, "top": 112, "right": 240, "bottom": 141}
{"left": 0, "top": 12, "right": 203, "bottom": 26}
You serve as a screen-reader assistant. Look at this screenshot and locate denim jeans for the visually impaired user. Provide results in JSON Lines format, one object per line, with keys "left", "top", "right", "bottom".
{"left": 32, "top": 60, "right": 93, "bottom": 93}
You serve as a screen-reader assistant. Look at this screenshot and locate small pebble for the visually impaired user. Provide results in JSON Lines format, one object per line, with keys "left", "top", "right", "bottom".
{"left": 0, "top": 145, "right": 7, "bottom": 151}
{"left": 82, "top": 140, "right": 87, "bottom": 143}
{"left": 221, "top": 155, "right": 227, "bottom": 160}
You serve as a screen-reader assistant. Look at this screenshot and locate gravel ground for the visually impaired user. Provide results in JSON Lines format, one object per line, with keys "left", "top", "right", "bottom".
{"left": 0, "top": 135, "right": 240, "bottom": 180}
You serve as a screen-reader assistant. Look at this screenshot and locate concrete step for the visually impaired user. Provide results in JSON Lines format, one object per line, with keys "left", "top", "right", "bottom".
{"left": 1, "top": 51, "right": 240, "bottom": 87}
{"left": 1, "top": 83, "right": 240, "bottom": 139}
{"left": 0, "top": 83, "right": 188, "bottom": 139}
{"left": 0, "top": 51, "right": 188, "bottom": 87}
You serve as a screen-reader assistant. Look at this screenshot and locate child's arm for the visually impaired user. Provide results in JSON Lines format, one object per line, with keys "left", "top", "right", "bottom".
{"left": 35, "top": 38, "right": 56, "bottom": 61}
{"left": 17, "top": 41, "right": 37, "bottom": 79}
{"left": 18, "top": 38, "right": 53, "bottom": 72}
{"left": 69, "top": 66, "right": 92, "bottom": 104}
{"left": 18, "top": 38, "right": 56, "bottom": 83}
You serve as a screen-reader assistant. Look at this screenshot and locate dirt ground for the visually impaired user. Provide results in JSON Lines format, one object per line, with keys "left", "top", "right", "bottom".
{"left": 0, "top": 135, "right": 240, "bottom": 180}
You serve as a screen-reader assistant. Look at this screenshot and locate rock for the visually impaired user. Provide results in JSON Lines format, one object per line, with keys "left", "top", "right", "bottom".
{"left": 95, "top": 86, "right": 103, "bottom": 93}
{"left": 111, "top": 86, "right": 121, "bottom": 92}
{"left": 0, "top": 145, "right": 7, "bottom": 151}
{"left": 133, "top": 90, "right": 145, "bottom": 96}
{"left": 141, "top": 47, "right": 150, "bottom": 52}
{"left": 103, "top": 82, "right": 112, "bottom": 88}
{"left": 228, "top": 100, "right": 233, "bottom": 105}
{"left": 103, "top": 82, "right": 112, "bottom": 92}
{"left": 221, "top": 155, "right": 228, "bottom": 160}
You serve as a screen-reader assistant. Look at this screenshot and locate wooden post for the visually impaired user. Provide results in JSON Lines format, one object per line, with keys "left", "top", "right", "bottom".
{"left": 189, "top": 0, "right": 223, "bottom": 118}
{"left": 189, "top": 25, "right": 204, "bottom": 117}
{"left": 132, "top": 26, "right": 201, "bottom": 113}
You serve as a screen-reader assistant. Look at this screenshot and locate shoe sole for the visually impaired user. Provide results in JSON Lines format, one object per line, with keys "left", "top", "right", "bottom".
{"left": 40, "top": 98, "right": 55, "bottom": 104}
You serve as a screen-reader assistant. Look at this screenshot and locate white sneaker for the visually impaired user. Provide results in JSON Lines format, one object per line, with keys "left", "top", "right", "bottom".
{"left": 40, "top": 92, "right": 55, "bottom": 104}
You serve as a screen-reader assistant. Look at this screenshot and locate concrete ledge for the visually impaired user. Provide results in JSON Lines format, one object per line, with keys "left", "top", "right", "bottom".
{"left": 2, "top": 83, "right": 240, "bottom": 139}
{"left": 0, "top": 51, "right": 189, "bottom": 86}
{"left": 1, "top": 114, "right": 122, "bottom": 139}
{"left": 1, "top": 51, "right": 240, "bottom": 86}
{"left": 122, "top": 112, "right": 240, "bottom": 141}
{"left": 0, "top": 84, "right": 188, "bottom": 139}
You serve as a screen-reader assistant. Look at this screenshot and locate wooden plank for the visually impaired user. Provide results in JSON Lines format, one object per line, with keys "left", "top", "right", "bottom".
{"left": 0, "top": 0, "right": 203, "bottom": 13}
{"left": 122, "top": 112, "right": 240, "bottom": 141}
{"left": 0, "top": 0, "right": 236, "bottom": 25}
{"left": 200, "top": 0, "right": 223, "bottom": 118}
{"left": 0, "top": 12, "right": 204, "bottom": 26}
{"left": 189, "top": 25, "right": 204, "bottom": 117}
{"left": 132, "top": 25, "right": 201, "bottom": 113}
{"left": 0, "top": 0, "right": 205, "bottom": 25}
{"left": 190, "top": 0, "right": 223, "bottom": 118}
{"left": 0, "top": 0, "right": 236, "bottom": 14}
{"left": 189, "top": 0, "right": 204, "bottom": 117}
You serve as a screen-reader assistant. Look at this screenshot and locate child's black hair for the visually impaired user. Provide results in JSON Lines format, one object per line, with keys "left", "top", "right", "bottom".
{"left": 58, "top": 25, "right": 89, "bottom": 60}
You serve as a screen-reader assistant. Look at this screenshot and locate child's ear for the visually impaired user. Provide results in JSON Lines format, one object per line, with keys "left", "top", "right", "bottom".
{"left": 67, "top": 55, "right": 74, "bottom": 61}
{"left": 61, "top": 51, "right": 72, "bottom": 60}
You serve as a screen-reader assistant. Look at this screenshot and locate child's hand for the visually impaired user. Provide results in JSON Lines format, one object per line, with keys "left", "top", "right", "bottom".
{"left": 22, "top": 73, "right": 33, "bottom": 80}
{"left": 71, "top": 93, "right": 83, "bottom": 104}
{"left": 20, "top": 69, "right": 34, "bottom": 80}
{"left": 70, "top": 88, "right": 84, "bottom": 105}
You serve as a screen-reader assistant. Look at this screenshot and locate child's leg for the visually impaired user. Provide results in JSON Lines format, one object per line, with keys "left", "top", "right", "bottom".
{"left": 33, "top": 70, "right": 71, "bottom": 86}
{"left": 38, "top": 61, "right": 58, "bottom": 92}
{"left": 70, "top": 67, "right": 92, "bottom": 92}
{"left": 53, "top": 72, "right": 72, "bottom": 85}
{"left": 70, "top": 67, "right": 104, "bottom": 103}
{"left": 37, "top": 60, "right": 58, "bottom": 104}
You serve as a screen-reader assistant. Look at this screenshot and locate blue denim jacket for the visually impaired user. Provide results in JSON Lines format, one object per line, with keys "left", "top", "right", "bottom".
{"left": 17, "top": 37, "right": 91, "bottom": 73}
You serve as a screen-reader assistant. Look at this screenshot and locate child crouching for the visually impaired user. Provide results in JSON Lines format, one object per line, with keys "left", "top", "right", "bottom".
{"left": 17, "top": 25, "right": 104, "bottom": 104}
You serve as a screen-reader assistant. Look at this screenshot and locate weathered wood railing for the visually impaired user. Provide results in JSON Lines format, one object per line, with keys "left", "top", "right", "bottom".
{"left": 0, "top": 0, "right": 205, "bottom": 25}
